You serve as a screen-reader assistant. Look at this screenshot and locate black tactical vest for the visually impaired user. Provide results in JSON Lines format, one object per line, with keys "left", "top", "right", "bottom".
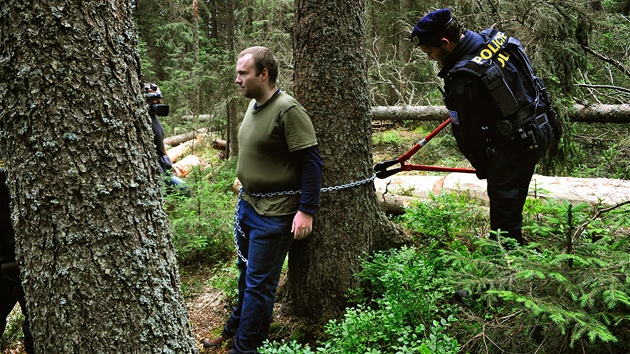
{"left": 448, "top": 28, "right": 557, "bottom": 137}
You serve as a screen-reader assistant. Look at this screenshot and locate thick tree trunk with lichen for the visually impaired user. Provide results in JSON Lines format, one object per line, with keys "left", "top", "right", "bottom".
{"left": 0, "top": 1, "right": 197, "bottom": 353}
{"left": 287, "top": 0, "right": 402, "bottom": 321}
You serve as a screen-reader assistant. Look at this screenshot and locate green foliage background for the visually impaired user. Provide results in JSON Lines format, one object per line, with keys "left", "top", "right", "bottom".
{"left": 133, "top": 0, "right": 630, "bottom": 177}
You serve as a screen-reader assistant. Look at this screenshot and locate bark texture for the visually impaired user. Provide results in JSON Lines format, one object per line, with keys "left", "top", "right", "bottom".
{"left": 0, "top": 1, "right": 197, "bottom": 353}
{"left": 288, "top": 0, "right": 402, "bottom": 320}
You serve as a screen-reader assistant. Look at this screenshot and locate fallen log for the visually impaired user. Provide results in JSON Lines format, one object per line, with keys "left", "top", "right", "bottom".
{"left": 173, "top": 155, "right": 201, "bottom": 178}
{"left": 166, "top": 134, "right": 204, "bottom": 163}
{"left": 374, "top": 173, "right": 630, "bottom": 214}
{"left": 377, "top": 194, "right": 415, "bottom": 216}
{"left": 570, "top": 104, "right": 630, "bottom": 123}
{"left": 370, "top": 104, "right": 630, "bottom": 123}
{"left": 212, "top": 139, "right": 227, "bottom": 151}
{"left": 187, "top": 104, "right": 630, "bottom": 124}
{"left": 371, "top": 105, "right": 449, "bottom": 122}
{"left": 164, "top": 129, "right": 206, "bottom": 147}
{"left": 182, "top": 114, "right": 213, "bottom": 121}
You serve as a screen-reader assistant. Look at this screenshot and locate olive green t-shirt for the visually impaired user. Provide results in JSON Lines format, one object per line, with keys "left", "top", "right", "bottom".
{"left": 236, "top": 91, "right": 318, "bottom": 216}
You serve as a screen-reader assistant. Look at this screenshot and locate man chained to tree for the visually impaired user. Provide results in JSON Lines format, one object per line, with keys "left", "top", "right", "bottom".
{"left": 203, "top": 46, "right": 323, "bottom": 353}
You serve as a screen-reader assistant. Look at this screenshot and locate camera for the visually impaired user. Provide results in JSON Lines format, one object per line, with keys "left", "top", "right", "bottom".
{"left": 149, "top": 103, "right": 170, "bottom": 116}
{"left": 144, "top": 88, "right": 169, "bottom": 116}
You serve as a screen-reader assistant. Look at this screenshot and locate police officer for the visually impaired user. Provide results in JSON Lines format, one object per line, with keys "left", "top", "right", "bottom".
{"left": 410, "top": 8, "right": 553, "bottom": 244}
{"left": 0, "top": 165, "right": 34, "bottom": 353}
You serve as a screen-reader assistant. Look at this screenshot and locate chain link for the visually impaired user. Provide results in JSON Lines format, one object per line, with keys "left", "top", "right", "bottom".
{"left": 233, "top": 174, "right": 377, "bottom": 264}
{"left": 320, "top": 174, "right": 376, "bottom": 193}
{"left": 233, "top": 189, "right": 249, "bottom": 264}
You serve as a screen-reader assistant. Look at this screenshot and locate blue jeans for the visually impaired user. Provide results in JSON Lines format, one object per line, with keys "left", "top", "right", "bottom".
{"left": 223, "top": 199, "right": 294, "bottom": 353}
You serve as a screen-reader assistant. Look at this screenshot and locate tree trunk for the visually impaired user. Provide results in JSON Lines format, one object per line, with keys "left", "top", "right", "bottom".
{"left": 288, "top": 0, "right": 402, "bottom": 320}
{"left": 227, "top": 99, "right": 240, "bottom": 158}
{"left": 212, "top": 0, "right": 239, "bottom": 158}
{"left": 0, "top": 1, "right": 197, "bottom": 353}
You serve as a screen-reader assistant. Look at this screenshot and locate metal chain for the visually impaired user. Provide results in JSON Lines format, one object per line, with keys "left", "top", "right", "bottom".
{"left": 320, "top": 174, "right": 376, "bottom": 193}
{"left": 233, "top": 188, "right": 249, "bottom": 265}
{"left": 233, "top": 174, "right": 376, "bottom": 264}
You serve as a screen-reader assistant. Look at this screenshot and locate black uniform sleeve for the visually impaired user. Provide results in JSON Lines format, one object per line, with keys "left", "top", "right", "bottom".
{"left": 291, "top": 146, "right": 323, "bottom": 215}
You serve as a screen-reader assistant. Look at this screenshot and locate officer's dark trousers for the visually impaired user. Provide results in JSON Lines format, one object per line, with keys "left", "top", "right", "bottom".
{"left": 486, "top": 124, "right": 550, "bottom": 245}
{"left": 487, "top": 149, "right": 537, "bottom": 244}
{"left": 0, "top": 275, "right": 34, "bottom": 353}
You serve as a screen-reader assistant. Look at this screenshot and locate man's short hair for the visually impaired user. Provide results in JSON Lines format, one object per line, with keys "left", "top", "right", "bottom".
{"left": 238, "top": 46, "right": 279, "bottom": 84}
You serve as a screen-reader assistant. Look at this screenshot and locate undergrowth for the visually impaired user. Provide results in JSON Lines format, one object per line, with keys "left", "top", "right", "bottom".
{"left": 259, "top": 189, "right": 630, "bottom": 354}
{"left": 165, "top": 157, "right": 239, "bottom": 302}
{"left": 411, "top": 194, "right": 630, "bottom": 353}
{"left": 165, "top": 158, "right": 237, "bottom": 266}
{"left": 0, "top": 308, "right": 25, "bottom": 353}
{"left": 260, "top": 245, "right": 461, "bottom": 354}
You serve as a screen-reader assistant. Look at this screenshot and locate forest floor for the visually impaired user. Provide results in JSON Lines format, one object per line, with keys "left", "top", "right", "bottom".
{"left": 1, "top": 263, "right": 294, "bottom": 354}
{"left": 185, "top": 264, "right": 234, "bottom": 353}
{"left": 184, "top": 260, "right": 313, "bottom": 353}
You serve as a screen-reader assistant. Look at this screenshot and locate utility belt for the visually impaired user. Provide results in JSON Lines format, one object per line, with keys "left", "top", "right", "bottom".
{"left": 515, "top": 112, "right": 549, "bottom": 151}
{"left": 485, "top": 112, "right": 549, "bottom": 155}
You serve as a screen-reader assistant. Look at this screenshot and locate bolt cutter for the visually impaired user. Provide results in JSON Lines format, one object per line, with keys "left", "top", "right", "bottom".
{"left": 374, "top": 118, "right": 476, "bottom": 179}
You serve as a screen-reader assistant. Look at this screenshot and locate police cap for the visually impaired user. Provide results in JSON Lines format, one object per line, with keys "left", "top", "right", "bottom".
{"left": 410, "top": 8, "right": 453, "bottom": 46}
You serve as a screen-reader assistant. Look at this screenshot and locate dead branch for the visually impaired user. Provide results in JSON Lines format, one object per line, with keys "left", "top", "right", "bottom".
{"left": 582, "top": 45, "right": 630, "bottom": 79}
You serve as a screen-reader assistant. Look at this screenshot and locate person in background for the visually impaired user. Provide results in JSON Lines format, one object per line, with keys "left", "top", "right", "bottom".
{"left": 143, "top": 84, "right": 188, "bottom": 196}
{"left": 144, "top": 83, "right": 171, "bottom": 174}
{"left": 203, "top": 46, "right": 323, "bottom": 353}
{"left": 410, "top": 8, "right": 553, "bottom": 244}
{"left": 0, "top": 165, "right": 34, "bottom": 354}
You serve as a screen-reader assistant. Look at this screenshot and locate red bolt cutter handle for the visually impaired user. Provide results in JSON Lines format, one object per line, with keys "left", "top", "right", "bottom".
{"left": 374, "top": 118, "right": 476, "bottom": 179}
